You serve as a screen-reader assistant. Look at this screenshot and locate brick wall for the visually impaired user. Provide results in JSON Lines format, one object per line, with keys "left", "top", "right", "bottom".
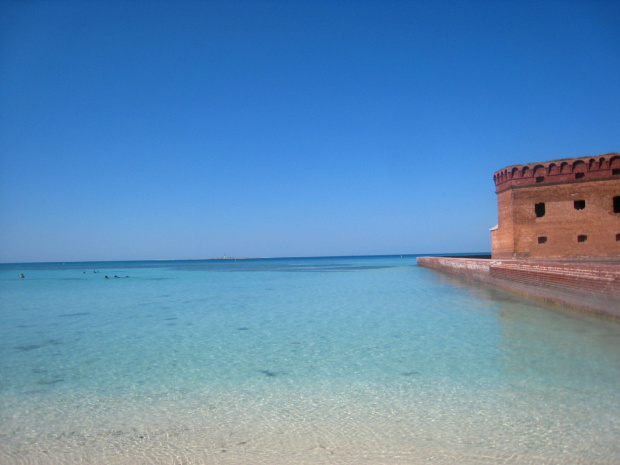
{"left": 507, "top": 178, "right": 620, "bottom": 259}
{"left": 417, "top": 256, "right": 620, "bottom": 318}
{"left": 491, "top": 190, "right": 515, "bottom": 259}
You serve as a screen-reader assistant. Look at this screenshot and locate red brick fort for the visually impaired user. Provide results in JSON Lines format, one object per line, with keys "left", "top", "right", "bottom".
{"left": 491, "top": 153, "right": 620, "bottom": 260}
{"left": 417, "top": 153, "right": 620, "bottom": 317}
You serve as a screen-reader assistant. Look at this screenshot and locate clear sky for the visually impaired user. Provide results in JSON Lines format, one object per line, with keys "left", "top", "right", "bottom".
{"left": 1, "top": 0, "right": 619, "bottom": 263}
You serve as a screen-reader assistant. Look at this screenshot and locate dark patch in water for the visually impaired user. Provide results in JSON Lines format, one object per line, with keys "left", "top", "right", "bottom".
{"left": 15, "top": 345, "right": 42, "bottom": 352}
{"left": 289, "top": 341, "right": 301, "bottom": 345}
{"left": 259, "top": 369, "right": 287, "bottom": 378}
{"left": 236, "top": 327, "right": 250, "bottom": 331}
{"left": 401, "top": 371, "right": 420, "bottom": 377}
{"left": 16, "top": 339, "right": 63, "bottom": 352}
{"left": 36, "top": 378, "right": 64, "bottom": 385}
{"left": 16, "top": 324, "right": 36, "bottom": 328}
{"left": 58, "top": 312, "right": 90, "bottom": 317}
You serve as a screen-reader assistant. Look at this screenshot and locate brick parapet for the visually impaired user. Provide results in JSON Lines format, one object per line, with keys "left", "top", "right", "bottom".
{"left": 493, "top": 153, "right": 620, "bottom": 194}
{"left": 417, "top": 256, "right": 620, "bottom": 318}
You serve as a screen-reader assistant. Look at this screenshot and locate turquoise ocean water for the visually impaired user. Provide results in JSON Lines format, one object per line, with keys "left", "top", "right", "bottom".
{"left": 1, "top": 255, "right": 619, "bottom": 464}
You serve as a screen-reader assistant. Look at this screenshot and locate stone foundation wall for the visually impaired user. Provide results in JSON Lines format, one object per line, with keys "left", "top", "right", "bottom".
{"left": 417, "top": 256, "right": 620, "bottom": 318}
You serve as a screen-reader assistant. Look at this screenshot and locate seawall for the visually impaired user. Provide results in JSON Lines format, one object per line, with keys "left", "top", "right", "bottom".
{"left": 417, "top": 257, "right": 620, "bottom": 318}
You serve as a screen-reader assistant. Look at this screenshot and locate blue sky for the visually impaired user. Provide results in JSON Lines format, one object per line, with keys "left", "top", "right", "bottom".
{"left": 1, "top": 0, "right": 619, "bottom": 262}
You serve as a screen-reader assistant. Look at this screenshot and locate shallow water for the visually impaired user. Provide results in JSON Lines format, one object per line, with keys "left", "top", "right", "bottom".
{"left": 1, "top": 256, "right": 619, "bottom": 464}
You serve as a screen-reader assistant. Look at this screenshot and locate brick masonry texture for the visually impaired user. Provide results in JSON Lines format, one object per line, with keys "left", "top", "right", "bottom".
{"left": 491, "top": 153, "right": 620, "bottom": 260}
{"left": 417, "top": 257, "right": 620, "bottom": 318}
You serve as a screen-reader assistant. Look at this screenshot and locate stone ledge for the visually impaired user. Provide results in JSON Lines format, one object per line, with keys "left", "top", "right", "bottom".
{"left": 417, "top": 256, "right": 620, "bottom": 318}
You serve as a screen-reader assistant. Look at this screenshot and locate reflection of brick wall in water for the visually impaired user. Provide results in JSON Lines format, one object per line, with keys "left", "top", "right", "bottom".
{"left": 491, "top": 153, "right": 620, "bottom": 260}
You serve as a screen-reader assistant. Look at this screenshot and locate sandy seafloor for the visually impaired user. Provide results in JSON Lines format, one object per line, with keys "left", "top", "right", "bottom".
{"left": 1, "top": 256, "right": 619, "bottom": 464}
{"left": 4, "top": 384, "right": 618, "bottom": 464}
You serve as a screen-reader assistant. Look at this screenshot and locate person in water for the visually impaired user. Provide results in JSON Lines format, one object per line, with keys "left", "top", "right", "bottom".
{"left": 19, "top": 274, "right": 25, "bottom": 278}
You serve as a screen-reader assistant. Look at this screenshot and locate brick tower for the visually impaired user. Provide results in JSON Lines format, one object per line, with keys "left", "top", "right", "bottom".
{"left": 491, "top": 153, "right": 620, "bottom": 260}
